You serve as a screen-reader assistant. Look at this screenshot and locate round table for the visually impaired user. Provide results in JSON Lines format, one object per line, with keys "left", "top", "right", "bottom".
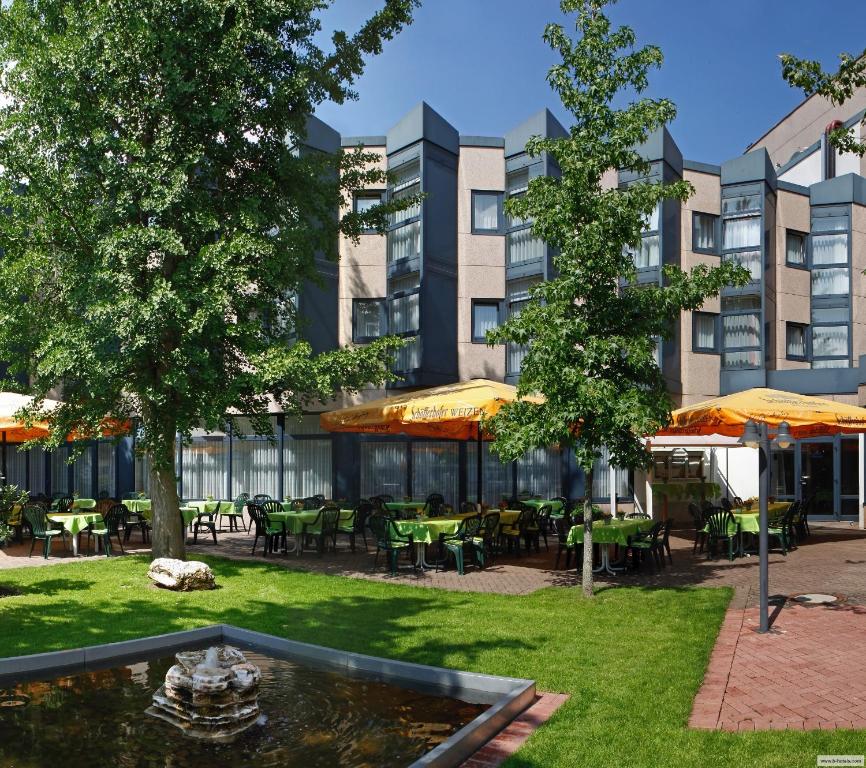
{"left": 393, "top": 518, "right": 461, "bottom": 569}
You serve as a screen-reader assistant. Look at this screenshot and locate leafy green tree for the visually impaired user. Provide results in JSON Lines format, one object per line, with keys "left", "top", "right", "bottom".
{"left": 0, "top": 0, "right": 418, "bottom": 559}
{"left": 780, "top": 49, "right": 866, "bottom": 155}
{"left": 487, "top": 0, "right": 749, "bottom": 596}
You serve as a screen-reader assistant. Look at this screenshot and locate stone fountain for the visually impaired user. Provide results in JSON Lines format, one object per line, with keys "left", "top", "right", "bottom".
{"left": 146, "top": 645, "right": 263, "bottom": 742}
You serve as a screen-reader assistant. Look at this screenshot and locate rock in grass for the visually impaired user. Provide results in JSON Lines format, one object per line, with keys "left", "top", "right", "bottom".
{"left": 148, "top": 558, "right": 215, "bottom": 591}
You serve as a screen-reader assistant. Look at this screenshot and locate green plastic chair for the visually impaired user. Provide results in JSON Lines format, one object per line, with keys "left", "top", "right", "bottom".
{"left": 248, "top": 502, "right": 286, "bottom": 556}
{"left": 301, "top": 505, "right": 341, "bottom": 556}
{"left": 470, "top": 512, "right": 501, "bottom": 568}
{"left": 86, "top": 504, "right": 125, "bottom": 556}
{"left": 705, "top": 509, "right": 737, "bottom": 561}
{"left": 220, "top": 494, "right": 248, "bottom": 532}
{"left": 24, "top": 506, "right": 63, "bottom": 559}
{"left": 437, "top": 515, "right": 483, "bottom": 575}
{"left": 368, "top": 514, "right": 413, "bottom": 575}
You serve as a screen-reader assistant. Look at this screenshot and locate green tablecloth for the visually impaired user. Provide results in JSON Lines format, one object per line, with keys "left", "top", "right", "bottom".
{"left": 136, "top": 504, "right": 198, "bottom": 526}
{"left": 50, "top": 498, "right": 96, "bottom": 511}
{"left": 383, "top": 501, "right": 427, "bottom": 513}
{"left": 187, "top": 500, "right": 236, "bottom": 516}
{"left": 566, "top": 518, "right": 654, "bottom": 547}
{"left": 521, "top": 499, "right": 564, "bottom": 514}
{"left": 734, "top": 512, "right": 759, "bottom": 535}
{"left": 47, "top": 512, "right": 103, "bottom": 535}
{"left": 394, "top": 518, "right": 461, "bottom": 545}
{"left": 267, "top": 509, "right": 355, "bottom": 535}
{"left": 125, "top": 499, "right": 151, "bottom": 514}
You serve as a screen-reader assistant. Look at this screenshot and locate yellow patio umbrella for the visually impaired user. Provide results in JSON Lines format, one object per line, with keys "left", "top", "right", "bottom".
{"left": 320, "top": 379, "right": 544, "bottom": 502}
{"left": 658, "top": 387, "right": 866, "bottom": 439}
{"left": 656, "top": 387, "right": 866, "bottom": 633}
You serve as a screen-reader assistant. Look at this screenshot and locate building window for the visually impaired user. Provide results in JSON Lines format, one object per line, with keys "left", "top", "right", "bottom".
{"left": 628, "top": 202, "right": 660, "bottom": 270}
{"left": 352, "top": 299, "right": 386, "bottom": 343}
{"left": 692, "top": 312, "right": 719, "bottom": 353}
{"left": 722, "top": 217, "right": 761, "bottom": 250}
{"left": 693, "top": 212, "right": 718, "bottom": 253}
{"left": 811, "top": 324, "right": 849, "bottom": 368}
{"left": 387, "top": 159, "right": 421, "bottom": 264}
{"left": 472, "top": 191, "right": 502, "bottom": 234}
{"left": 722, "top": 250, "right": 761, "bottom": 282}
{"left": 506, "top": 168, "right": 543, "bottom": 268}
{"left": 472, "top": 301, "right": 500, "bottom": 343}
{"left": 354, "top": 191, "right": 384, "bottom": 233}
{"left": 785, "top": 230, "right": 807, "bottom": 267}
{"left": 506, "top": 278, "right": 538, "bottom": 374}
{"left": 721, "top": 295, "right": 761, "bottom": 370}
{"left": 785, "top": 323, "right": 807, "bottom": 360}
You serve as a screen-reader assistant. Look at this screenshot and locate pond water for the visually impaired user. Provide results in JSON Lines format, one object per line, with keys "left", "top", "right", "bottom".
{"left": 0, "top": 649, "right": 488, "bottom": 767}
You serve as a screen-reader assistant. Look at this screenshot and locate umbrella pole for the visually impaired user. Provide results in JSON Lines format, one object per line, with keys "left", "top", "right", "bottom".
{"left": 476, "top": 430, "right": 483, "bottom": 509}
{"left": 758, "top": 423, "right": 769, "bottom": 633}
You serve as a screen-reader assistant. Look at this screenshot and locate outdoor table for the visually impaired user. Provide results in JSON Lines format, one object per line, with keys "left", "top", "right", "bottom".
{"left": 137, "top": 504, "right": 198, "bottom": 527}
{"left": 50, "top": 498, "right": 96, "bottom": 512}
{"left": 521, "top": 499, "right": 564, "bottom": 514}
{"left": 187, "top": 500, "right": 234, "bottom": 517}
{"left": 393, "top": 517, "right": 462, "bottom": 569}
{"left": 125, "top": 499, "right": 151, "bottom": 514}
{"left": 267, "top": 509, "right": 355, "bottom": 554}
{"left": 47, "top": 512, "right": 104, "bottom": 556}
{"left": 566, "top": 518, "right": 655, "bottom": 575}
{"left": 383, "top": 501, "right": 427, "bottom": 515}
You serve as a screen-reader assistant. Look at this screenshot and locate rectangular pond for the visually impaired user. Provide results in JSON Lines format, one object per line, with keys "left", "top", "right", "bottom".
{"left": 0, "top": 625, "right": 535, "bottom": 768}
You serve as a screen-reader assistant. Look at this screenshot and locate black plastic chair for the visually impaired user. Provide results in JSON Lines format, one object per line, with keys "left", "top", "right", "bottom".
{"left": 688, "top": 502, "right": 706, "bottom": 554}
{"left": 337, "top": 500, "right": 372, "bottom": 552}
{"left": 253, "top": 494, "right": 272, "bottom": 504}
{"left": 221, "top": 493, "right": 249, "bottom": 531}
{"left": 86, "top": 505, "right": 125, "bottom": 556}
{"left": 553, "top": 512, "right": 575, "bottom": 569}
{"left": 625, "top": 520, "right": 664, "bottom": 571}
{"left": 192, "top": 509, "right": 218, "bottom": 545}
{"left": 55, "top": 495, "right": 74, "bottom": 514}
{"left": 368, "top": 513, "right": 413, "bottom": 575}
{"left": 535, "top": 504, "right": 553, "bottom": 551}
{"left": 720, "top": 497, "right": 733, "bottom": 512}
{"left": 424, "top": 493, "right": 447, "bottom": 518}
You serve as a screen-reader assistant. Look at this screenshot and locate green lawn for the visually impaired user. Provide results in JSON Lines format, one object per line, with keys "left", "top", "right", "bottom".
{"left": 0, "top": 556, "right": 860, "bottom": 767}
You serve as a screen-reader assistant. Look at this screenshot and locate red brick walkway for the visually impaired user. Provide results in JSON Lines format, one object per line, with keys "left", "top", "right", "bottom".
{"left": 461, "top": 692, "right": 569, "bottom": 768}
{"left": 690, "top": 599, "right": 866, "bottom": 731}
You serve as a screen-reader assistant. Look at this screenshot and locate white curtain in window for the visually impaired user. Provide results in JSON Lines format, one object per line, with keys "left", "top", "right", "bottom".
{"left": 182, "top": 437, "right": 227, "bottom": 500}
{"left": 723, "top": 312, "right": 760, "bottom": 349}
{"left": 389, "top": 292, "right": 419, "bottom": 334}
{"left": 393, "top": 335, "right": 421, "bottom": 372}
{"left": 786, "top": 325, "right": 806, "bottom": 358}
{"left": 73, "top": 449, "right": 93, "bottom": 498}
{"left": 360, "top": 441, "right": 407, "bottom": 499}
{"left": 29, "top": 446, "right": 47, "bottom": 495}
{"left": 694, "top": 214, "right": 715, "bottom": 250}
{"left": 466, "top": 442, "right": 513, "bottom": 505}
{"left": 812, "top": 359, "right": 850, "bottom": 369}
{"left": 811, "top": 267, "right": 849, "bottom": 296}
{"left": 644, "top": 203, "right": 660, "bottom": 233}
{"left": 811, "top": 233, "right": 847, "bottom": 266}
{"left": 473, "top": 193, "right": 499, "bottom": 231}
{"left": 517, "top": 446, "right": 562, "bottom": 499}
{"left": 5, "top": 445, "right": 26, "bottom": 489}
{"left": 389, "top": 162, "right": 421, "bottom": 226}
{"left": 387, "top": 220, "right": 420, "bottom": 263}
{"left": 473, "top": 304, "right": 499, "bottom": 337}
{"left": 723, "top": 350, "right": 761, "bottom": 369}
{"left": 284, "top": 438, "right": 332, "bottom": 499}
{"left": 506, "top": 229, "right": 544, "bottom": 266}
{"left": 412, "top": 442, "right": 459, "bottom": 505}
{"left": 723, "top": 250, "right": 761, "bottom": 281}
{"left": 722, "top": 216, "right": 760, "bottom": 250}
{"left": 694, "top": 314, "right": 716, "bottom": 349}
{"left": 786, "top": 233, "right": 806, "bottom": 265}
{"left": 51, "top": 448, "right": 70, "bottom": 495}
{"left": 812, "top": 325, "right": 848, "bottom": 358}
{"left": 233, "top": 419, "right": 279, "bottom": 499}
{"left": 590, "top": 447, "right": 631, "bottom": 499}
{"left": 98, "top": 441, "right": 116, "bottom": 498}
{"left": 507, "top": 342, "right": 529, "bottom": 375}
{"left": 354, "top": 301, "right": 382, "bottom": 339}
{"left": 633, "top": 235, "right": 660, "bottom": 268}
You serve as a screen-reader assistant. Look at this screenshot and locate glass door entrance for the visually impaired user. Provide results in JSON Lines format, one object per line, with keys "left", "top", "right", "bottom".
{"left": 800, "top": 441, "right": 834, "bottom": 517}
{"left": 798, "top": 437, "right": 860, "bottom": 521}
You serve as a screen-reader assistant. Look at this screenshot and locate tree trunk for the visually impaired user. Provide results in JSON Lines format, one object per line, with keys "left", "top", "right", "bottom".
{"left": 147, "top": 435, "right": 185, "bottom": 561}
{"left": 582, "top": 467, "right": 594, "bottom": 598}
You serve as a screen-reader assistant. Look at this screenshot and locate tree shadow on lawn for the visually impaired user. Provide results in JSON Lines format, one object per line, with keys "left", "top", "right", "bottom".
{"left": 0, "top": 556, "right": 532, "bottom": 671}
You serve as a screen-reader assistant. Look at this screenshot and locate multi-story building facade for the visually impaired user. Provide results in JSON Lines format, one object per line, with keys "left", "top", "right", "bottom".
{"left": 8, "top": 92, "right": 866, "bottom": 525}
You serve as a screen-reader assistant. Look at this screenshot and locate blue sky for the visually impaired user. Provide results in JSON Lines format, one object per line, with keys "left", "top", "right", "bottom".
{"left": 314, "top": 0, "right": 866, "bottom": 164}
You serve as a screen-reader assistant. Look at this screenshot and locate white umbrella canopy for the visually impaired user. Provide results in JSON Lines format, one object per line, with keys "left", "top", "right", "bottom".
{"left": 0, "top": 392, "right": 60, "bottom": 441}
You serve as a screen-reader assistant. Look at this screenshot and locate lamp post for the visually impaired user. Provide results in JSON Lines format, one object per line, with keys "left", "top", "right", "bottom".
{"left": 739, "top": 418, "right": 793, "bottom": 633}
